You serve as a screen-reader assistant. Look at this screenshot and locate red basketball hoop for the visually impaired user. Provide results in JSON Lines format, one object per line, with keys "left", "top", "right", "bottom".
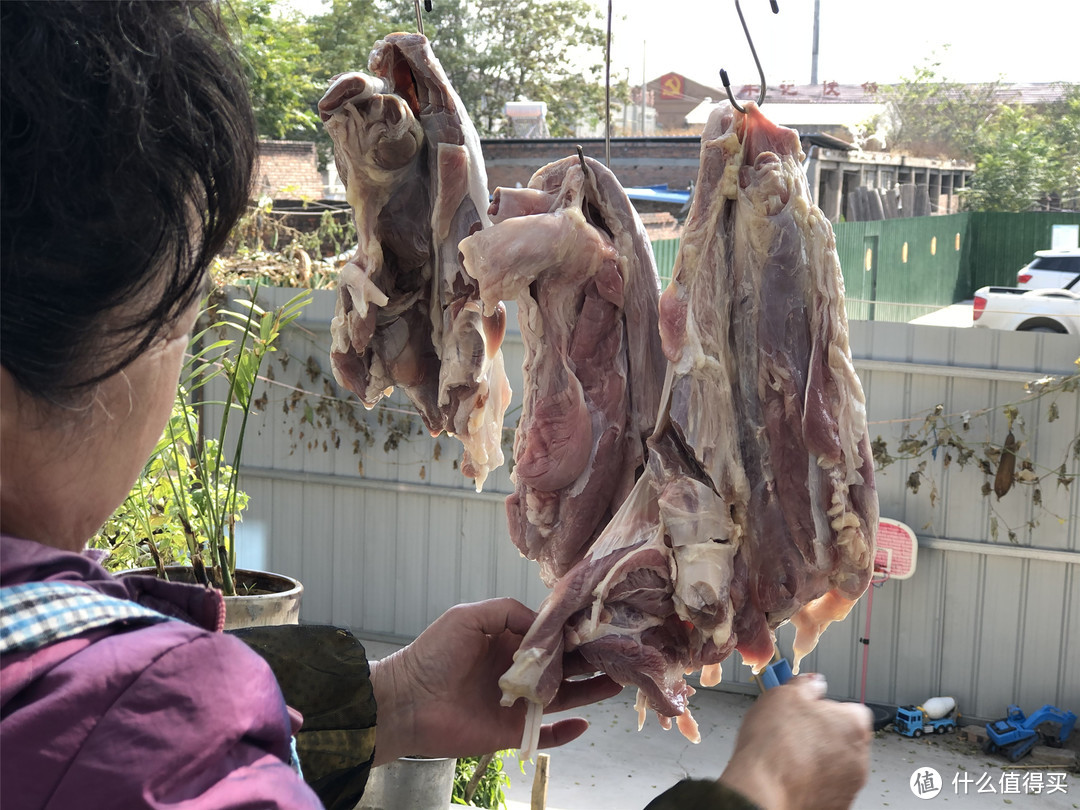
{"left": 861, "top": 518, "right": 918, "bottom": 703}
{"left": 874, "top": 518, "right": 918, "bottom": 581}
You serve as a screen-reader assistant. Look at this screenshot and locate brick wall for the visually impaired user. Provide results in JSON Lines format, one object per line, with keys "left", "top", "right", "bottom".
{"left": 254, "top": 140, "right": 323, "bottom": 200}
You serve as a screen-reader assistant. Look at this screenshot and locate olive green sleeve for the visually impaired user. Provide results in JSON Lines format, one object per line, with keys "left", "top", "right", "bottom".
{"left": 644, "top": 779, "right": 763, "bottom": 810}
{"left": 231, "top": 624, "right": 377, "bottom": 810}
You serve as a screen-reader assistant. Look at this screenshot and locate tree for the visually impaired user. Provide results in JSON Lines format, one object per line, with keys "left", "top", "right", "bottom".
{"left": 962, "top": 105, "right": 1053, "bottom": 212}
{"left": 874, "top": 50, "right": 1003, "bottom": 161}
{"left": 1040, "top": 82, "right": 1080, "bottom": 211}
{"left": 330, "top": 0, "right": 620, "bottom": 137}
{"left": 874, "top": 51, "right": 1079, "bottom": 212}
{"left": 963, "top": 83, "right": 1080, "bottom": 212}
{"left": 308, "top": 0, "right": 397, "bottom": 84}
{"left": 230, "top": 0, "right": 631, "bottom": 144}
{"left": 226, "top": 0, "right": 323, "bottom": 140}
{"left": 449, "top": 0, "right": 613, "bottom": 137}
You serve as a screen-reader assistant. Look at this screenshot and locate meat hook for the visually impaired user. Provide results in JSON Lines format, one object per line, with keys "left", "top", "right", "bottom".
{"left": 719, "top": 0, "right": 778, "bottom": 113}
{"left": 413, "top": 0, "right": 425, "bottom": 36}
{"left": 575, "top": 144, "right": 589, "bottom": 175}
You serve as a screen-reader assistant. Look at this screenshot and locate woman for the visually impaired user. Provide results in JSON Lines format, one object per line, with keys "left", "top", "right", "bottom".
{"left": 0, "top": 3, "right": 870, "bottom": 808}
{"left": 0, "top": 3, "right": 616, "bottom": 806}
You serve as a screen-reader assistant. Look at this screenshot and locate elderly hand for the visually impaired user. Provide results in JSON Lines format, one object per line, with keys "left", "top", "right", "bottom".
{"left": 718, "top": 674, "right": 872, "bottom": 810}
{"left": 369, "top": 598, "right": 621, "bottom": 765}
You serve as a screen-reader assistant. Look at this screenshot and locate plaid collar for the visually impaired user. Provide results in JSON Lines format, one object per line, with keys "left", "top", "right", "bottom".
{"left": 0, "top": 581, "right": 174, "bottom": 656}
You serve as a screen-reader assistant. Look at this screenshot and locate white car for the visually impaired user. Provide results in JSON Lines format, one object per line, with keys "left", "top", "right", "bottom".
{"left": 973, "top": 276, "right": 1080, "bottom": 336}
{"left": 1015, "top": 248, "right": 1080, "bottom": 289}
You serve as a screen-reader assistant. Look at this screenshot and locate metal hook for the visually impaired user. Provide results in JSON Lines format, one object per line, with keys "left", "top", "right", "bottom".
{"left": 413, "top": 0, "right": 424, "bottom": 36}
{"left": 719, "top": 0, "right": 778, "bottom": 113}
{"left": 576, "top": 144, "right": 589, "bottom": 175}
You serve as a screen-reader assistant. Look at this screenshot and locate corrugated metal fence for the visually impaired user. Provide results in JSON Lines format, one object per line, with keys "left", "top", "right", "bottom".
{"left": 225, "top": 287, "right": 1079, "bottom": 721}
{"left": 652, "top": 212, "right": 1080, "bottom": 322}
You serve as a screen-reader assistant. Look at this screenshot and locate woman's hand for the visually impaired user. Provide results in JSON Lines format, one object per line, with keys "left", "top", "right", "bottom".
{"left": 369, "top": 598, "right": 621, "bottom": 764}
{"left": 718, "top": 674, "right": 872, "bottom": 810}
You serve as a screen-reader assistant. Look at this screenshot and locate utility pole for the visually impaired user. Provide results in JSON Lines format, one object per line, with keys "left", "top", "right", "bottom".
{"left": 810, "top": 0, "right": 821, "bottom": 85}
{"left": 623, "top": 68, "right": 629, "bottom": 135}
{"left": 640, "top": 40, "right": 646, "bottom": 136}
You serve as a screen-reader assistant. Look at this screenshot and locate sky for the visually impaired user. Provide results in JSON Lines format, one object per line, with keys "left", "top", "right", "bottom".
{"left": 287, "top": 0, "right": 1080, "bottom": 90}
{"left": 601, "top": 0, "right": 1080, "bottom": 90}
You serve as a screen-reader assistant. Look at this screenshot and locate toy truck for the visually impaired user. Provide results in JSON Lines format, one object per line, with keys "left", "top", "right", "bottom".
{"left": 895, "top": 697, "right": 959, "bottom": 738}
{"left": 984, "top": 704, "right": 1077, "bottom": 762}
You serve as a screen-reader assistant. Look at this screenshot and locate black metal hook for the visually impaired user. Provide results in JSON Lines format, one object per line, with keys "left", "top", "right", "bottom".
{"left": 575, "top": 144, "right": 589, "bottom": 175}
{"left": 720, "top": 0, "right": 778, "bottom": 113}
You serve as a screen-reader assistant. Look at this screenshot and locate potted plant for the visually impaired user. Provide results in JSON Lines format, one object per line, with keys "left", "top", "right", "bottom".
{"left": 92, "top": 282, "right": 312, "bottom": 628}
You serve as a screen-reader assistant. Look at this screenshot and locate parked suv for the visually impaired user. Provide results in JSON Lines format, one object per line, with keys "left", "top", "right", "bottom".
{"left": 1016, "top": 249, "right": 1080, "bottom": 289}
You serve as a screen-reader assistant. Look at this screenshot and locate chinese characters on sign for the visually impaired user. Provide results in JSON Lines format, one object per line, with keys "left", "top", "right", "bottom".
{"left": 912, "top": 767, "right": 1070, "bottom": 799}
{"left": 910, "top": 767, "right": 942, "bottom": 799}
{"left": 715, "top": 80, "right": 884, "bottom": 104}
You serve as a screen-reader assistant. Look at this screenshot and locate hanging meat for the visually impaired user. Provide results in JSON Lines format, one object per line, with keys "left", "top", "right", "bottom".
{"left": 459, "top": 155, "right": 668, "bottom": 584}
{"left": 318, "top": 33, "right": 511, "bottom": 490}
{"left": 494, "top": 102, "right": 878, "bottom": 756}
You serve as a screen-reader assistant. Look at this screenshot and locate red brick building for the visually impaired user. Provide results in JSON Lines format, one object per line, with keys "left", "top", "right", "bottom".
{"left": 254, "top": 140, "right": 323, "bottom": 201}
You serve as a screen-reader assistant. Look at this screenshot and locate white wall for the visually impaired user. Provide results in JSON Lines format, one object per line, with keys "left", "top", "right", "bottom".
{"left": 224, "top": 287, "right": 1079, "bottom": 719}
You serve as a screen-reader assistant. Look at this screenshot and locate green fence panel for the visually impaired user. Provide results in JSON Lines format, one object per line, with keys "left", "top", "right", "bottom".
{"left": 651, "top": 238, "right": 681, "bottom": 288}
{"left": 833, "top": 214, "right": 971, "bottom": 322}
{"left": 832, "top": 220, "right": 872, "bottom": 321}
{"left": 963, "top": 212, "right": 1080, "bottom": 292}
{"left": 834, "top": 212, "right": 1080, "bottom": 322}
{"left": 654, "top": 213, "right": 1080, "bottom": 324}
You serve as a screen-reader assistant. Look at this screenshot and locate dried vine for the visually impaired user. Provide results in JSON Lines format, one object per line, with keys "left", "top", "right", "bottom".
{"left": 247, "top": 291, "right": 1078, "bottom": 543}
{"left": 870, "top": 360, "right": 1080, "bottom": 542}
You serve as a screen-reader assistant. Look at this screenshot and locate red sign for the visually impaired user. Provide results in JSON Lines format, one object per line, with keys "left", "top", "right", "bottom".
{"left": 659, "top": 72, "right": 685, "bottom": 100}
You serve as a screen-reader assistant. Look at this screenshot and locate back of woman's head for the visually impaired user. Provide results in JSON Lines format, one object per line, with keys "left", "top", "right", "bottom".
{"left": 1, "top": 1, "right": 257, "bottom": 406}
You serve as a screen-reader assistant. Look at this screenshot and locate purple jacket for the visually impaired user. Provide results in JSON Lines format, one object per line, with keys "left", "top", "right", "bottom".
{"left": 0, "top": 535, "right": 323, "bottom": 809}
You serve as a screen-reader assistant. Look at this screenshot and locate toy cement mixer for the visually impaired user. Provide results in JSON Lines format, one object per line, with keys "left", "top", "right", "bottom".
{"left": 895, "top": 697, "right": 959, "bottom": 738}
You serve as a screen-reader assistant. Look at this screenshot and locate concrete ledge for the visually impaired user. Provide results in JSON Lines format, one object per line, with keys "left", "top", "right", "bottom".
{"left": 1028, "top": 746, "right": 1079, "bottom": 769}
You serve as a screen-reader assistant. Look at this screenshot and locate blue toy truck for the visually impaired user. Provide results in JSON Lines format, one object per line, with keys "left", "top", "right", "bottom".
{"left": 895, "top": 697, "right": 959, "bottom": 738}
{"left": 984, "top": 704, "right": 1077, "bottom": 762}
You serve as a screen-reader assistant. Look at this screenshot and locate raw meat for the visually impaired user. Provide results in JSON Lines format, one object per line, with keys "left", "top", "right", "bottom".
{"left": 459, "top": 155, "right": 667, "bottom": 584}
{"left": 319, "top": 33, "right": 510, "bottom": 490}
{"left": 498, "top": 102, "right": 877, "bottom": 755}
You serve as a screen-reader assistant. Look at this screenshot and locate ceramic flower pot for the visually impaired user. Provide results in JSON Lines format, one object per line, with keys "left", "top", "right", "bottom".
{"left": 119, "top": 566, "right": 303, "bottom": 630}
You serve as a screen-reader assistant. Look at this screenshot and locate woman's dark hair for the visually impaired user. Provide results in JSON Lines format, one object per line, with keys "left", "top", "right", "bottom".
{"left": 1, "top": 1, "right": 257, "bottom": 405}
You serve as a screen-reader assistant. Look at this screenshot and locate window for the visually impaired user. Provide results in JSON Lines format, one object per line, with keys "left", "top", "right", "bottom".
{"left": 1030, "top": 256, "right": 1080, "bottom": 272}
